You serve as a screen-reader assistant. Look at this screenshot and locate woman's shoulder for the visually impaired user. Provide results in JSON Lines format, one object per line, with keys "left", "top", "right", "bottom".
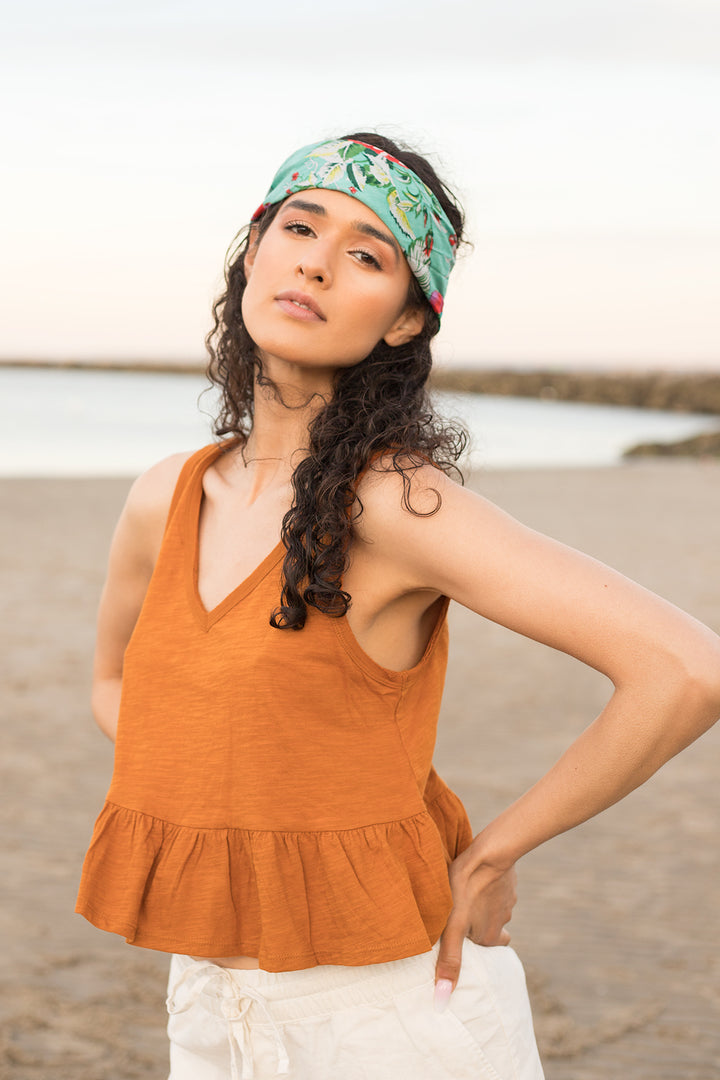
{"left": 115, "top": 449, "right": 201, "bottom": 572}
{"left": 355, "top": 452, "right": 460, "bottom": 519}
{"left": 352, "top": 453, "right": 465, "bottom": 558}
{"left": 125, "top": 449, "right": 197, "bottom": 520}
{"left": 347, "top": 454, "right": 475, "bottom": 603}
{"left": 352, "top": 452, "right": 514, "bottom": 576}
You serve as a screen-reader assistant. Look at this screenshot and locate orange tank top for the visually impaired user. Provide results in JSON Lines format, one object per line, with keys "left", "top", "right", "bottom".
{"left": 76, "top": 442, "right": 474, "bottom": 971}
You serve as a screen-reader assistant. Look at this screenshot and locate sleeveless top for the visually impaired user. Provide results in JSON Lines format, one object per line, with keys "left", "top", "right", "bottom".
{"left": 76, "top": 442, "right": 474, "bottom": 971}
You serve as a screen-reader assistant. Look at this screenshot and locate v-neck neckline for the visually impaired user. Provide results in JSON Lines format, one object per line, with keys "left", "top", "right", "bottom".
{"left": 185, "top": 444, "right": 285, "bottom": 633}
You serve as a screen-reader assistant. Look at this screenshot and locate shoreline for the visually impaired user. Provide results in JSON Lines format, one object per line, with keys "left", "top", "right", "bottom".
{"left": 3, "top": 360, "right": 719, "bottom": 458}
{"left": 3, "top": 357, "right": 719, "bottom": 412}
{"left": 0, "top": 356, "right": 206, "bottom": 375}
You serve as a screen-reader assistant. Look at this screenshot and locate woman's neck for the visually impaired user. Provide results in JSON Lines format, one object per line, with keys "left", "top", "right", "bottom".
{"left": 238, "top": 358, "right": 331, "bottom": 495}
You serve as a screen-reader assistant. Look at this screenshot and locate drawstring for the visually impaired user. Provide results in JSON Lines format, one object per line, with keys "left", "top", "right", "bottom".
{"left": 167, "top": 961, "right": 290, "bottom": 1079}
{"left": 219, "top": 983, "right": 291, "bottom": 1079}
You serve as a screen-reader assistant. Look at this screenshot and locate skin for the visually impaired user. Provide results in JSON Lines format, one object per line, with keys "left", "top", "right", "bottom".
{"left": 92, "top": 188, "right": 720, "bottom": 994}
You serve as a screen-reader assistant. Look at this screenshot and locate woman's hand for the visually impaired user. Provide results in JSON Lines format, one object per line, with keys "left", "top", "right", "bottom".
{"left": 434, "top": 845, "right": 517, "bottom": 1011}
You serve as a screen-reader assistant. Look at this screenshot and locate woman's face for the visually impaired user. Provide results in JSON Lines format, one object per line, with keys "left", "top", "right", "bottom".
{"left": 241, "top": 189, "right": 424, "bottom": 377}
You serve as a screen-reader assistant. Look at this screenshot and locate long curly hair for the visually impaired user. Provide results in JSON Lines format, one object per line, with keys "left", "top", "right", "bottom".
{"left": 205, "top": 132, "right": 468, "bottom": 630}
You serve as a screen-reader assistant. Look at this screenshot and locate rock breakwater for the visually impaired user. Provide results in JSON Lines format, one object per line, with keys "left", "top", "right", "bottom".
{"left": 430, "top": 369, "right": 720, "bottom": 416}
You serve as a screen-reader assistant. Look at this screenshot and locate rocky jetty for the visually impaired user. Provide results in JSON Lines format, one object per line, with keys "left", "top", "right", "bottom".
{"left": 623, "top": 430, "right": 720, "bottom": 459}
{"left": 430, "top": 369, "right": 720, "bottom": 417}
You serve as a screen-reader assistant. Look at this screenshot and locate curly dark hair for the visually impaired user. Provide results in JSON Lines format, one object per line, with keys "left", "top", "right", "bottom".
{"left": 205, "top": 131, "right": 468, "bottom": 630}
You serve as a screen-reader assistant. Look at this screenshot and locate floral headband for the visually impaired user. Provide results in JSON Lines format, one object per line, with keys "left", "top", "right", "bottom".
{"left": 251, "top": 138, "right": 458, "bottom": 317}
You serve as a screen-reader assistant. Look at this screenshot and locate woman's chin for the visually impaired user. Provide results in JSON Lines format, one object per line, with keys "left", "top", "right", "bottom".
{"left": 255, "top": 344, "right": 363, "bottom": 380}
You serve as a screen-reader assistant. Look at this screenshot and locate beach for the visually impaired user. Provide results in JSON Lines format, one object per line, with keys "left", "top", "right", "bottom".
{"left": 2, "top": 461, "right": 719, "bottom": 1079}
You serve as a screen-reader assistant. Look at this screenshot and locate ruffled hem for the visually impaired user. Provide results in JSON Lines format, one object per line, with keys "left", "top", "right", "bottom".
{"left": 425, "top": 779, "right": 474, "bottom": 860}
{"left": 75, "top": 793, "right": 471, "bottom": 971}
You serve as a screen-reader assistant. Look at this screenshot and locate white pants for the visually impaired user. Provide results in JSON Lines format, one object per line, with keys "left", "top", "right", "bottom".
{"left": 166, "top": 938, "right": 544, "bottom": 1080}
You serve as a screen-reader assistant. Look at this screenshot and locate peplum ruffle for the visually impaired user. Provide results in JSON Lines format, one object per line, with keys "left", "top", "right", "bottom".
{"left": 75, "top": 787, "right": 472, "bottom": 972}
{"left": 425, "top": 780, "right": 474, "bottom": 860}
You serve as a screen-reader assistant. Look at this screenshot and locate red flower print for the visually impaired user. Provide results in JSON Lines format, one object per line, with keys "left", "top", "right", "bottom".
{"left": 449, "top": 235, "right": 457, "bottom": 247}
{"left": 292, "top": 171, "right": 299, "bottom": 180}
{"left": 251, "top": 203, "right": 270, "bottom": 221}
{"left": 350, "top": 186, "right": 357, "bottom": 193}
{"left": 429, "top": 291, "right": 444, "bottom": 314}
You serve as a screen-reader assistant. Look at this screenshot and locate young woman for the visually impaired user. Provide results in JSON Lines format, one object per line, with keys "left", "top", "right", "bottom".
{"left": 76, "top": 133, "right": 720, "bottom": 1080}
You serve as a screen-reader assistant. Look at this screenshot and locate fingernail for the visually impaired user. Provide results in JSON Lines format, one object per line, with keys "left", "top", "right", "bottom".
{"left": 433, "top": 978, "right": 453, "bottom": 1014}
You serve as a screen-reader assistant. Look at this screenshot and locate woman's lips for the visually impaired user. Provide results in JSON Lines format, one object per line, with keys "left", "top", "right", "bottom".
{"left": 275, "top": 291, "right": 326, "bottom": 322}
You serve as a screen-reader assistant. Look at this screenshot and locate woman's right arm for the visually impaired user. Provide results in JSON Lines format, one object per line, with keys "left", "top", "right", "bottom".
{"left": 91, "top": 452, "right": 192, "bottom": 741}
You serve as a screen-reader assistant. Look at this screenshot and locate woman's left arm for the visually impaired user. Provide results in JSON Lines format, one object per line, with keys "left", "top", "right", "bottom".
{"left": 358, "top": 465, "right": 720, "bottom": 997}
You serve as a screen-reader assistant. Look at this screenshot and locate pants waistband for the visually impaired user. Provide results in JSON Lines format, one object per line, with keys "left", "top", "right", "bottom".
{"left": 170, "top": 944, "right": 438, "bottom": 1024}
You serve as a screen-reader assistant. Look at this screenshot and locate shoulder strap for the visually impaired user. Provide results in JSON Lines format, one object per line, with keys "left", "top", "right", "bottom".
{"left": 162, "top": 442, "right": 224, "bottom": 538}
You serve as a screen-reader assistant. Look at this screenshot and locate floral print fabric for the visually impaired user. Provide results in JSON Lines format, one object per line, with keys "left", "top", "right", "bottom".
{"left": 252, "top": 139, "right": 457, "bottom": 316}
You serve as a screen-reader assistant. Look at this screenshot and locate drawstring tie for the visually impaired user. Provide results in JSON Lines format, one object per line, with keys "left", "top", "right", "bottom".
{"left": 167, "top": 961, "right": 290, "bottom": 1079}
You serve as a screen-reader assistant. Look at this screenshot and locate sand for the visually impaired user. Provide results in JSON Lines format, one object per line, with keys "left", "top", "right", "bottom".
{"left": 1, "top": 461, "right": 719, "bottom": 1080}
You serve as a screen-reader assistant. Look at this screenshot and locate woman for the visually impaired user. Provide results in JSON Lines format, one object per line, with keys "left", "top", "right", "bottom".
{"left": 77, "top": 133, "right": 720, "bottom": 1080}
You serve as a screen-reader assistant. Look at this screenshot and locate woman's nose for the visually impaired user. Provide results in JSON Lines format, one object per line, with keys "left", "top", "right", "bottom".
{"left": 296, "top": 246, "right": 333, "bottom": 286}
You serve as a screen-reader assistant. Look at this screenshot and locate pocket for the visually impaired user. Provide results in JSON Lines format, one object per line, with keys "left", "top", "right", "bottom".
{"left": 449, "top": 942, "right": 545, "bottom": 1080}
{"left": 390, "top": 978, "right": 511, "bottom": 1080}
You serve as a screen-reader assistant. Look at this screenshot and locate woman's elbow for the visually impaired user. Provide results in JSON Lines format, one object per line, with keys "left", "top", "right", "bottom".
{"left": 690, "top": 660, "right": 720, "bottom": 722}
{"left": 671, "top": 634, "right": 720, "bottom": 740}
{"left": 91, "top": 677, "right": 122, "bottom": 742}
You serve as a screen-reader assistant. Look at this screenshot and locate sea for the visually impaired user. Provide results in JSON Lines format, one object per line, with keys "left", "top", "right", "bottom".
{"left": 1, "top": 366, "right": 718, "bottom": 477}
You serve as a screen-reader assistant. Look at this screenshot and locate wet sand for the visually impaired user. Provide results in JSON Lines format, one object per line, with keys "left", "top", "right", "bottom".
{"left": 1, "top": 461, "right": 719, "bottom": 1079}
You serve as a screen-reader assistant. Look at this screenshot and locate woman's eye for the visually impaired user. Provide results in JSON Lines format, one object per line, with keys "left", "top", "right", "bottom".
{"left": 284, "top": 220, "right": 314, "bottom": 236}
{"left": 353, "top": 249, "right": 381, "bottom": 269}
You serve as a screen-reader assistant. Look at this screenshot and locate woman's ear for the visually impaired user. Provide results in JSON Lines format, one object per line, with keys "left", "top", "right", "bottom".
{"left": 243, "top": 225, "right": 261, "bottom": 279}
{"left": 383, "top": 307, "right": 426, "bottom": 347}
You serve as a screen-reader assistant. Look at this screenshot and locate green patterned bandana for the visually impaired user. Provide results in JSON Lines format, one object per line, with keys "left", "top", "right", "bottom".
{"left": 252, "top": 138, "right": 458, "bottom": 317}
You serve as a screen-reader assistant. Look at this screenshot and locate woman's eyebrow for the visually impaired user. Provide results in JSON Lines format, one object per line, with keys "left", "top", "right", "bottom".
{"left": 283, "top": 198, "right": 399, "bottom": 260}
{"left": 351, "top": 220, "right": 400, "bottom": 259}
{"left": 284, "top": 198, "right": 327, "bottom": 217}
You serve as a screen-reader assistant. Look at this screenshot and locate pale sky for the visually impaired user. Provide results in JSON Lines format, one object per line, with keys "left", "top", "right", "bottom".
{"left": 2, "top": 0, "right": 719, "bottom": 368}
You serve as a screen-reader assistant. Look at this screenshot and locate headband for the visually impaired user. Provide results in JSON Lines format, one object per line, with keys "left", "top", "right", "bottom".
{"left": 251, "top": 138, "right": 457, "bottom": 317}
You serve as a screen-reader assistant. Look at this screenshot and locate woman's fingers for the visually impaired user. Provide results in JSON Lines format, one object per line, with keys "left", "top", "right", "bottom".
{"left": 434, "top": 909, "right": 467, "bottom": 1010}
{"left": 434, "top": 912, "right": 512, "bottom": 1013}
{"left": 434, "top": 854, "right": 517, "bottom": 1010}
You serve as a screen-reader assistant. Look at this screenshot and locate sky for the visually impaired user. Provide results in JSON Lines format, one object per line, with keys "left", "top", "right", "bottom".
{"left": 2, "top": 0, "right": 719, "bottom": 369}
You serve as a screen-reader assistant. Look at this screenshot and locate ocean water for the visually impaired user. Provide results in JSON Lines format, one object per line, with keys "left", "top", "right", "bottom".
{"left": 1, "top": 366, "right": 717, "bottom": 477}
